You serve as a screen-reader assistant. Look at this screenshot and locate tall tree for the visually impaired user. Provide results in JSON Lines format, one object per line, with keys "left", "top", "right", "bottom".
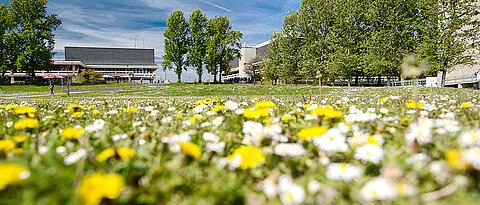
{"left": 0, "top": 5, "right": 11, "bottom": 80}
{"left": 417, "top": 0, "right": 480, "bottom": 86}
{"left": 187, "top": 8, "right": 207, "bottom": 83}
{"left": 8, "top": 0, "right": 61, "bottom": 82}
{"left": 162, "top": 10, "right": 189, "bottom": 83}
{"left": 205, "top": 15, "right": 242, "bottom": 82}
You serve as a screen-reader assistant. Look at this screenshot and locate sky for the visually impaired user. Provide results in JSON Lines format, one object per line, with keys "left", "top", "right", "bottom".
{"left": 1, "top": 0, "right": 300, "bottom": 82}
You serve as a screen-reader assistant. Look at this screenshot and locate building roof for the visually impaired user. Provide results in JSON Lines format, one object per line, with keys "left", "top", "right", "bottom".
{"left": 65, "top": 46, "right": 156, "bottom": 65}
{"left": 254, "top": 41, "right": 270, "bottom": 48}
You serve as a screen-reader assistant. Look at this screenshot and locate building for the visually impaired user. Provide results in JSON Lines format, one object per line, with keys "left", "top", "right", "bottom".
{"left": 222, "top": 41, "right": 269, "bottom": 82}
{"left": 7, "top": 46, "right": 158, "bottom": 83}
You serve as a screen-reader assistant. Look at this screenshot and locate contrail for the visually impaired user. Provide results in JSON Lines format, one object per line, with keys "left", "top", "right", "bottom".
{"left": 203, "top": 1, "right": 232, "bottom": 12}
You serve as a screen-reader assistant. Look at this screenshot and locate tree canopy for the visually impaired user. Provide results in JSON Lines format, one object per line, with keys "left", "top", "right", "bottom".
{"left": 162, "top": 10, "right": 189, "bottom": 83}
{"left": 264, "top": 0, "right": 480, "bottom": 86}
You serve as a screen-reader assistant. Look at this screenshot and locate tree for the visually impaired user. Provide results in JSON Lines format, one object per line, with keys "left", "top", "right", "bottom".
{"left": 263, "top": 32, "right": 282, "bottom": 85}
{"left": 187, "top": 8, "right": 208, "bottom": 83}
{"left": 79, "top": 69, "right": 102, "bottom": 83}
{"left": 205, "top": 15, "right": 242, "bottom": 82}
{"left": 244, "top": 56, "right": 263, "bottom": 85}
{"left": 417, "top": 0, "right": 480, "bottom": 87}
{"left": 162, "top": 10, "right": 189, "bottom": 83}
{"left": 0, "top": 5, "right": 11, "bottom": 81}
{"left": 8, "top": 0, "right": 61, "bottom": 82}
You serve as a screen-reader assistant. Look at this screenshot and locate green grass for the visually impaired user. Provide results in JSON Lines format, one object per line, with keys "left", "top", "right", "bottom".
{"left": 11, "top": 83, "right": 479, "bottom": 100}
{"left": 0, "top": 82, "right": 146, "bottom": 97}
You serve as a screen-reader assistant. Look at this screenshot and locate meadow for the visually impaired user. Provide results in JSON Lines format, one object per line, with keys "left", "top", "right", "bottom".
{"left": 1, "top": 84, "right": 480, "bottom": 204}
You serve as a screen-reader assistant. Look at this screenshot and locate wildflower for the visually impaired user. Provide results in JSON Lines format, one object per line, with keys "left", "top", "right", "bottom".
{"left": 92, "top": 110, "right": 100, "bottom": 115}
{"left": 96, "top": 147, "right": 136, "bottom": 162}
{"left": 281, "top": 114, "right": 295, "bottom": 121}
{"left": 254, "top": 101, "right": 275, "bottom": 109}
{"left": 274, "top": 143, "right": 306, "bottom": 157}
{"left": 123, "top": 107, "right": 138, "bottom": 113}
{"left": 354, "top": 144, "right": 384, "bottom": 164}
{"left": 226, "top": 145, "right": 265, "bottom": 169}
{"left": 179, "top": 142, "right": 202, "bottom": 160}
{"left": 278, "top": 175, "right": 306, "bottom": 205}
{"left": 202, "top": 132, "right": 219, "bottom": 142}
{"left": 460, "top": 102, "right": 473, "bottom": 109}
{"left": 14, "top": 106, "right": 36, "bottom": 116}
{"left": 78, "top": 172, "right": 125, "bottom": 205}
{"left": 463, "top": 147, "right": 480, "bottom": 170}
{"left": 405, "top": 122, "right": 432, "bottom": 144}
{"left": 211, "top": 105, "right": 226, "bottom": 113}
{"left": 73, "top": 112, "right": 83, "bottom": 117}
{"left": 206, "top": 142, "right": 225, "bottom": 152}
{"left": 224, "top": 101, "right": 239, "bottom": 110}
{"left": 0, "top": 163, "right": 30, "bottom": 190}
{"left": 64, "top": 149, "right": 86, "bottom": 165}
{"left": 459, "top": 129, "right": 480, "bottom": 147}
{"left": 313, "top": 128, "right": 349, "bottom": 153}
{"left": 325, "top": 163, "right": 362, "bottom": 182}
{"left": 12, "top": 135, "right": 28, "bottom": 143}
{"left": 67, "top": 104, "right": 84, "bottom": 112}
{"left": 396, "top": 183, "right": 417, "bottom": 197}
{"left": 297, "top": 126, "right": 328, "bottom": 140}
{"left": 406, "top": 101, "right": 424, "bottom": 109}
{"left": 0, "top": 139, "right": 15, "bottom": 153}
{"left": 243, "top": 107, "right": 270, "bottom": 119}
{"left": 242, "top": 121, "right": 264, "bottom": 136}
{"left": 311, "top": 106, "right": 342, "bottom": 120}
{"left": 360, "top": 177, "right": 397, "bottom": 201}
{"left": 377, "top": 98, "right": 388, "bottom": 103}
{"left": 13, "top": 118, "right": 39, "bottom": 130}
{"left": 60, "top": 127, "right": 85, "bottom": 140}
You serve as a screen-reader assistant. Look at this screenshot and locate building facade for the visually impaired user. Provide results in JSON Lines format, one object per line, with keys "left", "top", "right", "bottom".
{"left": 7, "top": 46, "right": 158, "bottom": 83}
{"left": 222, "top": 41, "right": 269, "bottom": 82}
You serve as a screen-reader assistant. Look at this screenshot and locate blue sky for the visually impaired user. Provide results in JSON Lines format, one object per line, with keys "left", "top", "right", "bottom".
{"left": 1, "top": 0, "right": 300, "bottom": 82}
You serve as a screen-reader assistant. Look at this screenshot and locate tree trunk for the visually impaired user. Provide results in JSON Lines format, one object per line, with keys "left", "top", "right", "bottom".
{"left": 355, "top": 76, "right": 359, "bottom": 85}
{"left": 377, "top": 75, "right": 382, "bottom": 85}
{"left": 213, "top": 72, "right": 217, "bottom": 82}
{"left": 197, "top": 67, "right": 202, "bottom": 83}
{"left": 441, "top": 70, "right": 447, "bottom": 87}
{"left": 177, "top": 73, "right": 181, "bottom": 83}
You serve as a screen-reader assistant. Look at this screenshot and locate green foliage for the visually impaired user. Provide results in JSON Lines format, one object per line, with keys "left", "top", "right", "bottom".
{"left": 205, "top": 15, "right": 242, "bottom": 82}
{"left": 265, "top": 0, "right": 480, "bottom": 87}
{"left": 162, "top": 10, "right": 189, "bottom": 83}
{"left": 6, "top": 0, "right": 61, "bottom": 82}
{"left": 187, "top": 9, "right": 208, "bottom": 83}
{"left": 79, "top": 69, "right": 103, "bottom": 84}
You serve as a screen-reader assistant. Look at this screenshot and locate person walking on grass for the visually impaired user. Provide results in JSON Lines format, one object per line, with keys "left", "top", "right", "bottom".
{"left": 49, "top": 81, "right": 54, "bottom": 95}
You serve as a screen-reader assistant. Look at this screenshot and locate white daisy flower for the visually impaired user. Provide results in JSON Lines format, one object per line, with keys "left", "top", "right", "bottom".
{"left": 224, "top": 101, "right": 239, "bottom": 110}
{"left": 278, "top": 176, "right": 306, "bottom": 205}
{"left": 405, "top": 122, "right": 432, "bottom": 144}
{"left": 464, "top": 147, "right": 480, "bottom": 170}
{"left": 459, "top": 129, "right": 480, "bottom": 147}
{"left": 360, "top": 177, "right": 397, "bottom": 201}
{"left": 313, "top": 128, "right": 349, "bottom": 153}
{"left": 354, "top": 144, "right": 384, "bottom": 164}
{"left": 274, "top": 143, "right": 306, "bottom": 157}
{"left": 325, "top": 163, "right": 362, "bottom": 182}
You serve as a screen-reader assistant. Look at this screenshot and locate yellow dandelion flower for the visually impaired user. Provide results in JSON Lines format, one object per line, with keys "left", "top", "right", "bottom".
{"left": 14, "top": 106, "right": 36, "bottom": 115}
{"left": 377, "top": 98, "right": 388, "bottom": 103}
{"left": 0, "top": 163, "right": 30, "bottom": 190}
{"left": 60, "top": 127, "right": 85, "bottom": 140}
{"left": 12, "top": 136, "right": 28, "bottom": 143}
{"left": 13, "top": 118, "right": 39, "bottom": 130}
{"left": 406, "top": 101, "right": 424, "bottom": 109}
{"left": 96, "top": 148, "right": 116, "bottom": 162}
{"left": 311, "top": 106, "right": 342, "bottom": 120}
{"left": 73, "top": 112, "right": 84, "bottom": 118}
{"left": 96, "top": 147, "right": 135, "bottom": 162}
{"left": 243, "top": 108, "right": 270, "bottom": 119}
{"left": 445, "top": 149, "right": 467, "bottom": 171}
{"left": 179, "top": 142, "right": 202, "bottom": 160}
{"left": 116, "top": 147, "right": 136, "bottom": 161}
{"left": 281, "top": 115, "right": 294, "bottom": 121}
{"left": 87, "top": 106, "right": 95, "bottom": 110}
{"left": 254, "top": 101, "right": 275, "bottom": 109}
{"left": 461, "top": 102, "right": 473, "bottom": 109}
{"left": 92, "top": 110, "right": 100, "bottom": 115}
{"left": 211, "top": 105, "right": 227, "bottom": 113}
{"left": 67, "top": 104, "right": 84, "bottom": 112}
{"left": 78, "top": 172, "right": 125, "bottom": 205}
{"left": 297, "top": 126, "right": 328, "bottom": 140}
{"left": 6, "top": 104, "right": 18, "bottom": 110}
{"left": 0, "top": 139, "right": 15, "bottom": 153}
{"left": 226, "top": 145, "right": 265, "bottom": 169}
{"left": 123, "top": 107, "right": 138, "bottom": 113}
{"left": 174, "top": 113, "right": 184, "bottom": 119}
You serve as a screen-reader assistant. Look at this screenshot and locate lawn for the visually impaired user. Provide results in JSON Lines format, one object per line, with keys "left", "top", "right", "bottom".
{"left": 0, "top": 82, "right": 147, "bottom": 97}
{"left": 1, "top": 85, "right": 480, "bottom": 204}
